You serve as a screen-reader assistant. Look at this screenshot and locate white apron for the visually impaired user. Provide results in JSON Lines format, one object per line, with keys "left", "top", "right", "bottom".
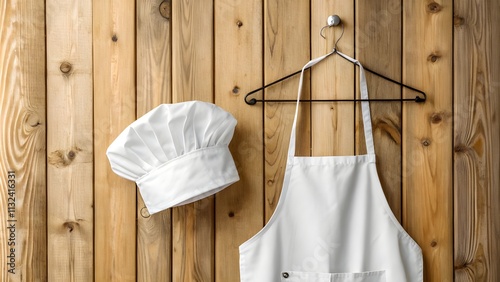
{"left": 239, "top": 51, "right": 423, "bottom": 282}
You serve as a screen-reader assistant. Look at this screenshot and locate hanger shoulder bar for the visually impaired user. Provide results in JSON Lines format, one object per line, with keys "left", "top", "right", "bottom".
{"left": 362, "top": 66, "right": 426, "bottom": 98}
{"left": 245, "top": 69, "right": 302, "bottom": 98}
{"left": 244, "top": 53, "right": 426, "bottom": 105}
{"left": 245, "top": 97, "right": 425, "bottom": 105}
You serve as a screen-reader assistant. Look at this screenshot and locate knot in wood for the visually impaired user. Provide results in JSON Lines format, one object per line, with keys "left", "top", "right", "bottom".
{"left": 454, "top": 15, "right": 465, "bottom": 27}
{"left": 159, "top": 1, "right": 171, "bottom": 20}
{"left": 60, "top": 62, "right": 72, "bottom": 74}
{"left": 30, "top": 121, "right": 41, "bottom": 127}
{"left": 67, "top": 150, "right": 76, "bottom": 160}
{"left": 236, "top": 20, "right": 243, "bottom": 28}
{"left": 430, "top": 240, "right": 438, "bottom": 247}
{"left": 232, "top": 86, "right": 240, "bottom": 95}
{"left": 426, "top": 2, "right": 442, "bottom": 13}
{"left": 427, "top": 53, "right": 441, "bottom": 63}
{"left": 63, "top": 221, "right": 79, "bottom": 233}
{"left": 228, "top": 211, "right": 235, "bottom": 218}
{"left": 454, "top": 144, "right": 469, "bottom": 153}
{"left": 430, "top": 113, "right": 443, "bottom": 123}
{"left": 421, "top": 139, "right": 431, "bottom": 147}
{"left": 112, "top": 34, "right": 118, "bottom": 42}
{"left": 48, "top": 148, "right": 81, "bottom": 167}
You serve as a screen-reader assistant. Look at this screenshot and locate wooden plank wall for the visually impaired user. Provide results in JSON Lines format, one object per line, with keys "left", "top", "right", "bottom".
{"left": 0, "top": 0, "right": 499, "bottom": 281}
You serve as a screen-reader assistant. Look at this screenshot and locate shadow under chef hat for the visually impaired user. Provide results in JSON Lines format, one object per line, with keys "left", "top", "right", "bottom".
{"left": 106, "top": 101, "right": 239, "bottom": 215}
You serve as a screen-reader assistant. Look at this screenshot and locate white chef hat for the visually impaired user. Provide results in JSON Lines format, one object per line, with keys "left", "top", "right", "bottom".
{"left": 106, "top": 101, "right": 239, "bottom": 214}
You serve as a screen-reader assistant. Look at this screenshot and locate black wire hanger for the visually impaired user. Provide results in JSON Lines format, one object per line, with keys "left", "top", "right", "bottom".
{"left": 244, "top": 15, "right": 426, "bottom": 105}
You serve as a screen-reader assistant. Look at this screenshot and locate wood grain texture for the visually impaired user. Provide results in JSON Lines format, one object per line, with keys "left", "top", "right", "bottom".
{"left": 454, "top": 0, "right": 500, "bottom": 280}
{"left": 171, "top": 0, "right": 215, "bottom": 280}
{"left": 137, "top": 0, "right": 172, "bottom": 114}
{"left": 311, "top": 0, "right": 355, "bottom": 156}
{"left": 46, "top": 0, "right": 93, "bottom": 281}
{"left": 355, "top": 0, "right": 403, "bottom": 220}
{"left": 136, "top": 0, "right": 172, "bottom": 281}
{"left": 264, "top": 0, "right": 310, "bottom": 222}
{"left": 0, "top": 0, "right": 47, "bottom": 280}
{"left": 489, "top": 2, "right": 500, "bottom": 279}
{"left": 93, "top": 0, "right": 137, "bottom": 281}
{"left": 214, "top": 0, "right": 263, "bottom": 280}
{"left": 403, "top": 1, "right": 453, "bottom": 281}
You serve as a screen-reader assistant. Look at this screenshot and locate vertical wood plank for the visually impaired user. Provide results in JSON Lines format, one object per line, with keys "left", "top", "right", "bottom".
{"left": 93, "top": 0, "right": 137, "bottom": 281}
{"left": 0, "top": 0, "right": 46, "bottom": 280}
{"left": 311, "top": 0, "right": 355, "bottom": 156}
{"left": 214, "top": 0, "right": 263, "bottom": 280}
{"left": 171, "top": 0, "right": 215, "bottom": 281}
{"left": 402, "top": 0, "right": 453, "bottom": 281}
{"left": 489, "top": 3, "right": 500, "bottom": 279}
{"left": 355, "top": 0, "right": 403, "bottom": 220}
{"left": 46, "top": 0, "right": 93, "bottom": 281}
{"left": 264, "top": 0, "right": 310, "bottom": 222}
{"left": 454, "top": 0, "right": 500, "bottom": 280}
{"left": 136, "top": 0, "right": 172, "bottom": 281}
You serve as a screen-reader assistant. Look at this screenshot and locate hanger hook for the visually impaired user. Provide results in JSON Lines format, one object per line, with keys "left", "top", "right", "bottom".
{"left": 320, "top": 15, "right": 344, "bottom": 51}
{"left": 319, "top": 26, "right": 328, "bottom": 39}
{"left": 320, "top": 15, "right": 342, "bottom": 39}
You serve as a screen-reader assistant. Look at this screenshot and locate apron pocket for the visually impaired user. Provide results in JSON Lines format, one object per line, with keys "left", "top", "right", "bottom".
{"left": 280, "top": 270, "right": 386, "bottom": 282}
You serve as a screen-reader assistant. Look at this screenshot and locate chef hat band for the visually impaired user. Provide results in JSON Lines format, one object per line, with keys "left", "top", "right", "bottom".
{"left": 106, "top": 101, "right": 239, "bottom": 214}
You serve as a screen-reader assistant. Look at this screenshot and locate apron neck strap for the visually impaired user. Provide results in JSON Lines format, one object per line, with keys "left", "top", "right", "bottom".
{"left": 287, "top": 50, "right": 375, "bottom": 159}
